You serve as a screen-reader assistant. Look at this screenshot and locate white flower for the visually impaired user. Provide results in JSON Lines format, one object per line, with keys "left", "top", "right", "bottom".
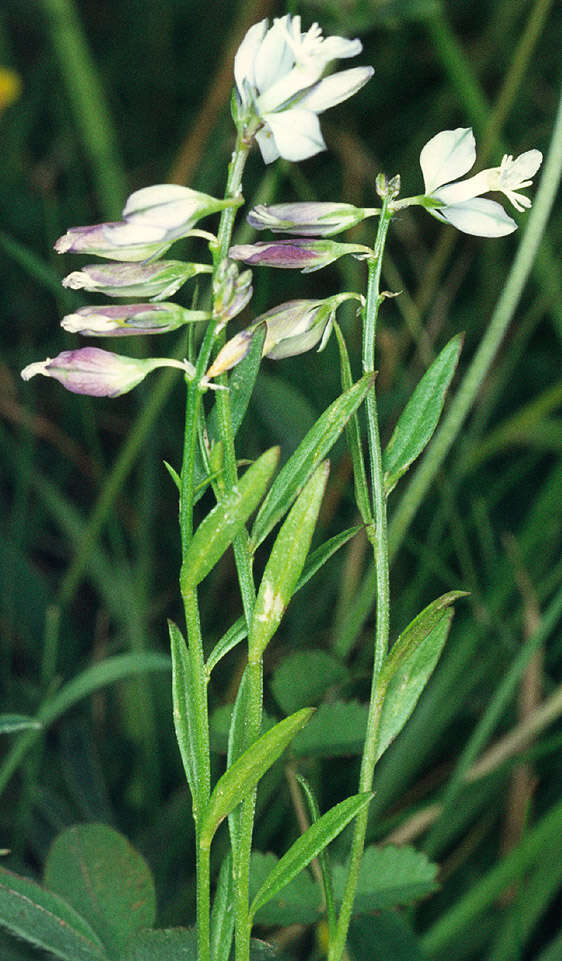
{"left": 420, "top": 128, "right": 542, "bottom": 236}
{"left": 234, "top": 15, "right": 373, "bottom": 163}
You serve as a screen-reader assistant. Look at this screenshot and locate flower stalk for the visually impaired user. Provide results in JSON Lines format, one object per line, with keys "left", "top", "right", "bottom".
{"left": 329, "top": 179, "right": 395, "bottom": 961}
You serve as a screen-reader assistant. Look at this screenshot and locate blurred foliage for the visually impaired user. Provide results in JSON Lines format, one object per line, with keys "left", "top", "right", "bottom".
{"left": 0, "top": 0, "right": 561, "bottom": 959}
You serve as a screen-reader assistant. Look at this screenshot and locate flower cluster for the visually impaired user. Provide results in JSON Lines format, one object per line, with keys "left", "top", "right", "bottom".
{"left": 21, "top": 185, "right": 241, "bottom": 396}
{"left": 417, "top": 128, "right": 542, "bottom": 236}
{"left": 234, "top": 14, "right": 373, "bottom": 162}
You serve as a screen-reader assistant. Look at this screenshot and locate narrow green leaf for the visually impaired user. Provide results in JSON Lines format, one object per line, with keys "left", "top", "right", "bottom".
{"left": 250, "top": 852, "right": 320, "bottom": 926}
{"left": 206, "top": 619, "right": 248, "bottom": 676}
{"left": 44, "top": 824, "right": 156, "bottom": 958}
{"left": 250, "top": 374, "right": 374, "bottom": 551}
{"left": 295, "top": 774, "right": 337, "bottom": 937}
{"left": 163, "top": 460, "right": 180, "bottom": 491}
{"left": 377, "top": 611, "right": 455, "bottom": 761}
{"left": 0, "top": 866, "right": 108, "bottom": 961}
{"left": 226, "top": 667, "right": 250, "bottom": 856}
{"left": 169, "top": 620, "right": 197, "bottom": 794}
{"left": 0, "top": 714, "right": 42, "bottom": 734}
{"left": 200, "top": 708, "right": 314, "bottom": 848}
{"left": 205, "top": 525, "right": 360, "bottom": 676}
{"left": 123, "top": 928, "right": 197, "bottom": 961}
{"left": 210, "top": 853, "right": 234, "bottom": 961}
{"left": 333, "top": 321, "right": 372, "bottom": 523}
{"left": 181, "top": 447, "right": 279, "bottom": 591}
{"left": 250, "top": 793, "right": 372, "bottom": 920}
{"left": 333, "top": 844, "right": 439, "bottom": 913}
{"left": 383, "top": 333, "right": 463, "bottom": 493}
{"left": 380, "top": 590, "right": 468, "bottom": 684}
{"left": 294, "top": 525, "right": 362, "bottom": 593}
{"left": 249, "top": 462, "right": 330, "bottom": 662}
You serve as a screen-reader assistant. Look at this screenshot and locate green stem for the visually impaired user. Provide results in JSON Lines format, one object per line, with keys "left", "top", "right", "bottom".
{"left": 209, "top": 132, "right": 262, "bottom": 961}
{"left": 329, "top": 189, "right": 394, "bottom": 961}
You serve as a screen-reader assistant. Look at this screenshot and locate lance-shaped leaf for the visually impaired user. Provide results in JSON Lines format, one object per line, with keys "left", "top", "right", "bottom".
{"left": 169, "top": 620, "right": 197, "bottom": 794}
{"left": 376, "top": 592, "right": 468, "bottom": 761}
{"left": 0, "top": 866, "right": 108, "bottom": 961}
{"left": 206, "top": 323, "right": 266, "bottom": 448}
{"left": 383, "top": 334, "right": 463, "bottom": 494}
{"left": 180, "top": 447, "right": 279, "bottom": 591}
{"left": 199, "top": 708, "right": 314, "bottom": 849}
{"left": 251, "top": 375, "right": 373, "bottom": 551}
{"left": 249, "top": 462, "right": 329, "bottom": 662}
{"left": 249, "top": 793, "right": 372, "bottom": 921}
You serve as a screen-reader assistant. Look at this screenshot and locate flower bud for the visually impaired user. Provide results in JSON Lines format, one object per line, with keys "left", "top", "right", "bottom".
{"left": 61, "top": 260, "right": 212, "bottom": 301}
{"left": 54, "top": 222, "right": 174, "bottom": 262}
{"left": 122, "top": 184, "right": 240, "bottom": 237}
{"left": 213, "top": 262, "right": 253, "bottom": 324}
{"left": 207, "top": 292, "right": 362, "bottom": 377}
{"left": 247, "top": 202, "right": 377, "bottom": 236}
{"left": 229, "top": 238, "right": 372, "bottom": 272}
{"left": 21, "top": 347, "right": 194, "bottom": 397}
{"left": 60, "top": 302, "right": 210, "bottom": 336}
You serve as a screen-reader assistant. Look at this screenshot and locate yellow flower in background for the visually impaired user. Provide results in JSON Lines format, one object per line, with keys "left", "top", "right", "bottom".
{"left": 0, "top": 68, "right": 21, "bottom": 114}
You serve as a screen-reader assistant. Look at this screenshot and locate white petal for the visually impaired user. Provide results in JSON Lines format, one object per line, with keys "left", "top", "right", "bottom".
{"left": 300, "top": 66, "right": 374, "bottom": 113}
{"left": 265, "top": 109, "right": 326, "bottom": 161}
{"left": 420, "top": 128, "right": 476, "bottom": 194}
{"left": 255, "top": 127, "right": 281, "bottom": 164}
{"left": 505, "top": 149, "right": 543, "bottom": 183}
{"left": 123, "top": 185, "right": 195, "bottom": 217}
{"left": 316, "top": 36, "right": 363, "bottom": 62}
{"left": 103, "top": 222, "right": 167, "bottom": 245}
{"left": 434, "top": 169, "right": 491, "bottom": 205}
{"left": 234, "top": 20, "right": 268, "bottom": 95}
{"left": 254, "top": 17, "right": 294, "bottom": 95}
{"left": 440, "top": 198, "right": 517, "bottom": 237}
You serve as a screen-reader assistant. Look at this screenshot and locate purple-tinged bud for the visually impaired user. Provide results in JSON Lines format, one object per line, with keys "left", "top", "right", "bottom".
{"left": 122, "top": 184, "right": 241, "bottom": 236}
{"left": 247, "top": 202, "right": 379, "bottom": 237}
{"left": 207, "top": 292, "right": 363, "bottom": 377}
{"left": 61, "top": 260, "right": 212, "bottom": 301}
{"left": 21, "top": 347, "right": 194, "bottom": 397}
{"left": 229, "top": 238, "right": 372, "bottom": 272}
{"left": 213, "top": 262, "right": 253, "bottom": 324}
{"left": 60, "top": 302, "right": 210, "bottom": 337}
{"left": 54, "top": 222, "right": 173, "bottom": 262}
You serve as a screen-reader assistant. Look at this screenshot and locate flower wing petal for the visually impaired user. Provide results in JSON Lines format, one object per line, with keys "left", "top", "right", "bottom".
{"left": 300, "top": 66, "right": 374, "bottom": 113}
{"left": 265, "top": 109, "right": 326, "bottom": 161}
{"left": 234, "top": 19, "right": 268, "bottom": 97}
{"left": 440, "top": 198, "right": 517, "bottom": 237}
{"left": 420, "top": 128, "right": 476, "bottom": 194}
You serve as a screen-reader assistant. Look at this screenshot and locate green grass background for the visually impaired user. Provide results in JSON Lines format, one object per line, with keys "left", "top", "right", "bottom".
{"left": 1, "top": 1, "right": 561, "bottom": 959}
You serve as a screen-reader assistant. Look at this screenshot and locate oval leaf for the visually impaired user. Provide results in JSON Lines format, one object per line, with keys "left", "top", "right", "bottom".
{"left": 250, "top": 375, "right": 374, "bottom": 550}
{"left": 181, "top": 446, "right": 279, "bottom": 591}
{"left": 123, "top": 927, "right": 197, "bottom": 961}
{"left": 383, "top": 334, "right": 463, "bottom": 493}
{"left": 44, "top": 824, "right": 156, "bottom": 958}
{"left": 0, "top": 866, "right": 108, "bottom": 961}
{"left": 250, "top": 793, "right": 372, "bottom": 920}
{"left": 200, "top": 708, "right": 314, "bottom": 848}
{"left": 249, "top": 462, "right": 329, "bottom": 662}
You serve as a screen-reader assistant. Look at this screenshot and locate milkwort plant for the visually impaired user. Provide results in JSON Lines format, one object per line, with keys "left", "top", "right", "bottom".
{"left": 7, "top": 12, "right": 546, "bottom": 961}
